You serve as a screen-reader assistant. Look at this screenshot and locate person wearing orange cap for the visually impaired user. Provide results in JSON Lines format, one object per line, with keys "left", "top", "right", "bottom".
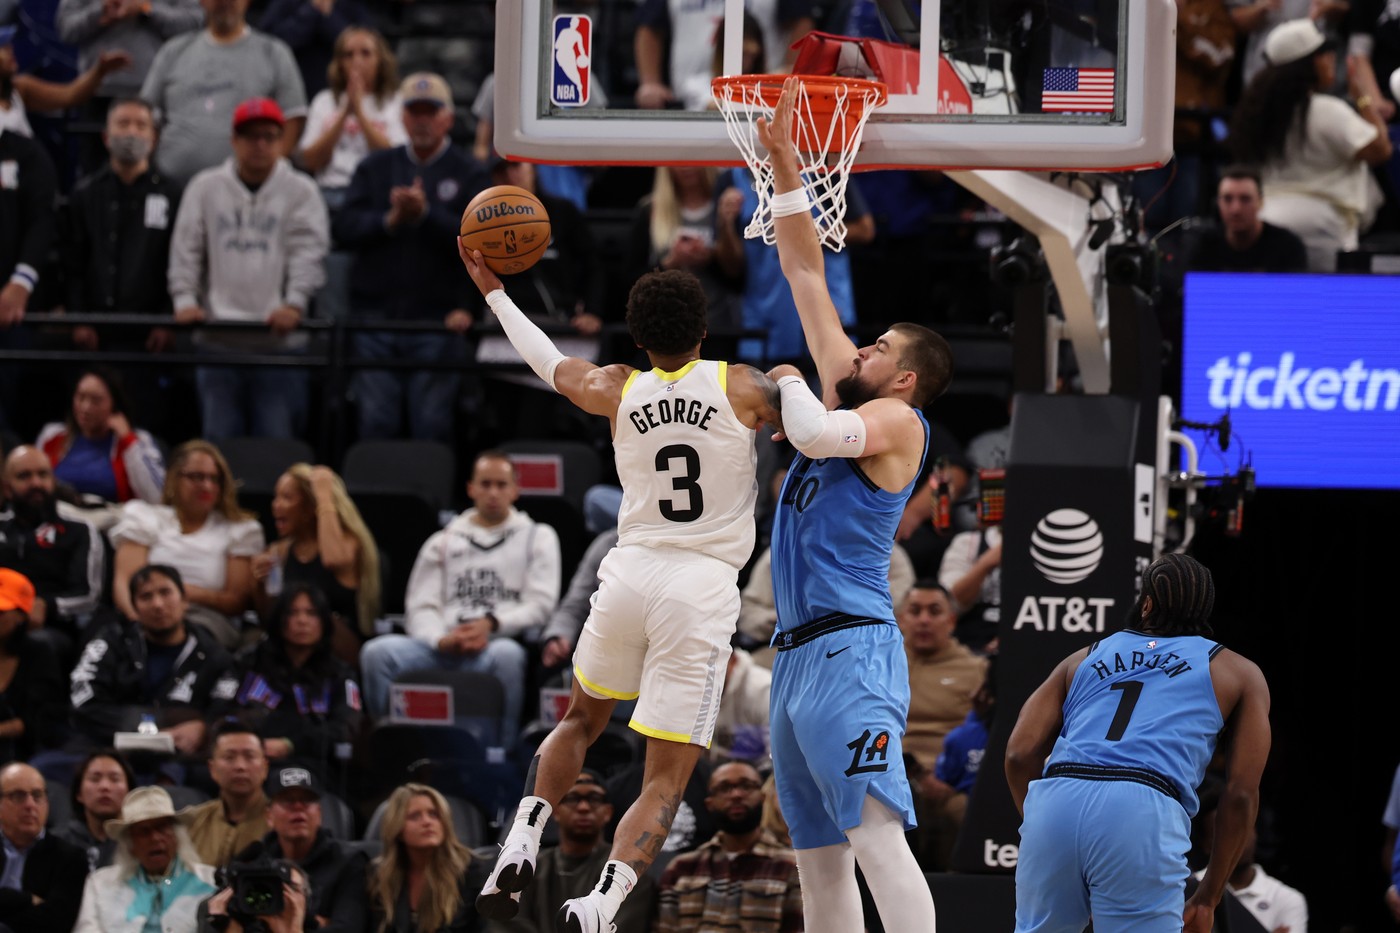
{"left": 0, "top": 567, "right": 67, "bottom": 761}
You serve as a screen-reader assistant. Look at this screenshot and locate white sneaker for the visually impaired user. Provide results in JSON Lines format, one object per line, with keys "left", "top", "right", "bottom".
{"left": 557, "top": 895, "right": 617, "bottom": 933}
{"left": 474, "top": 883, "right": 522, "bottom": 921}
{"left": 475, "top": 833, "right": 538, "bottom": 920}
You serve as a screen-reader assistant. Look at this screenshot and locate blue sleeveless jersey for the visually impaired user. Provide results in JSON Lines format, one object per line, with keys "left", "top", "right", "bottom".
{"left": 1045, "top": 630, "right": 1225, "bottom": 817}
{"left": 770, "top": 410, "right": 928, "bottom": 631}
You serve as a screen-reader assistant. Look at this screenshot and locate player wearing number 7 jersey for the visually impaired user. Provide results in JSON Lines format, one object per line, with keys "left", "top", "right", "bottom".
{"left": 458, "top": 241, "right": 782, "bottom": 933}
{"left": 1006, "top": 553, "right": 1272, "bottom": 933}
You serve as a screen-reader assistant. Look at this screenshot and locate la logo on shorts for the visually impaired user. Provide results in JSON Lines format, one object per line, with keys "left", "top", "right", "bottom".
{"left": 845, "top": 728, "right": 891, "bottom": 776}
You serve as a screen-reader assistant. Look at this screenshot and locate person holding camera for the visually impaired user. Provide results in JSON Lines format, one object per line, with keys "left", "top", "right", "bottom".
{"left": 74, "top": 785, "right": 217, "bottom": 933}
{"left": 202, "top": 858, "right": 314, "bottom": 933}
{"left": 203, "top": 766, "right": 368, "bottom": 933}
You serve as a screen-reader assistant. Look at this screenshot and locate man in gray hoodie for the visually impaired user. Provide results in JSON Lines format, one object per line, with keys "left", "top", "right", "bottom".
{"left": 359, "top": 450, "right": 562, "bottom": 743}
{"left": 168, "top": 96, "right": 328, "bottom": 439}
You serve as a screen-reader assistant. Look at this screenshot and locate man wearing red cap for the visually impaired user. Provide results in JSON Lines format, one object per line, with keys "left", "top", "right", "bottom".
{"left": 168, "top": 96, "right": 329, "bottom": 440}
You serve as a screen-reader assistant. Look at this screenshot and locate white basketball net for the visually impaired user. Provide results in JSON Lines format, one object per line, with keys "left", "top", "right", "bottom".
{"left": 713, "top": 77, "right": 886, "bottom": 252}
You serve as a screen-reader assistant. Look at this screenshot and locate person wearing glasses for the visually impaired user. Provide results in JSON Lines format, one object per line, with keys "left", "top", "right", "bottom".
{"left": 74, "top": 785, "right": 217, "bottom": 933}
{"left": 655, "top": 760, "right": 803, "bottom": 933}
{"left": 490, "top": 770, "right": 656, "bottom": 933}
{"left": 109, "top": 439, "right": 265, "bottom": 650}
{"left": 0, "top": 762, "right": 90, "bottom": 933}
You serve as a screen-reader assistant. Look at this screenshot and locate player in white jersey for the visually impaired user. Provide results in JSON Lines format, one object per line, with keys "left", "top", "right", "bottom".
{"left": 458, "top": 241, "right": 782, "bottom": 933}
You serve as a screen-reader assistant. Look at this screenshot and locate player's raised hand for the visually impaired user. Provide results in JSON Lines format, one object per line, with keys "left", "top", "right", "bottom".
{"left": 755, "top": 76, "right": 800, "bottom": 171}
{"left": 457, "top": 240, "right": 505, "bottom": 296}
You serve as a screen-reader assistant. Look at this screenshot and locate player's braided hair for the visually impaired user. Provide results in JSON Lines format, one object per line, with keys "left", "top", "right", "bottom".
{"left": 626, "top": 270, "right": 708, "bottom": 356}
{"left": 1135, "top": 553, "right": 1216, "bottom": 637}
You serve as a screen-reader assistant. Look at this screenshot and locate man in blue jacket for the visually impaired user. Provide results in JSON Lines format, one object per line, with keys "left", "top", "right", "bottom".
{"left": 333, "top": 72, "right": 488, "bottom": 442}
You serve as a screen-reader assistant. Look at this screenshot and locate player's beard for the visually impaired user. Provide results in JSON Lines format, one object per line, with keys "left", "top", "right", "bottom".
{"left": 835, "top": 373, "right": 879, "bottom": 408}
{"left": 714, "top": 802, "right": 763, "bottom": 835}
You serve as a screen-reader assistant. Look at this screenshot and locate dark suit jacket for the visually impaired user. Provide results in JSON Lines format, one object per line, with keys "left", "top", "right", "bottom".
{"left": 0, "top": 831, "right": 89, "bottom": 932}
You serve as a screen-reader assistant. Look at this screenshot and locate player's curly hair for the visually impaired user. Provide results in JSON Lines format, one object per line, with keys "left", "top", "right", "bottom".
{"left": 626, "top": 270, "right": 708, "bottom": 356}
{"left": 1133, "top": 553, "right": 1216, "bottom": 637}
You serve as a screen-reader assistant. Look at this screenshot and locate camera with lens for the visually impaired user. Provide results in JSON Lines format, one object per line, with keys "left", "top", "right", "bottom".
{"left": 214, "top": 857, "right": 305, "bottom": 931}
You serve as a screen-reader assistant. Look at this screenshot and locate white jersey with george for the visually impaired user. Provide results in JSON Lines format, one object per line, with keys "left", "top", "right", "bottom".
{"left": 614, "top": 359, "right": 757, "bottom": 570}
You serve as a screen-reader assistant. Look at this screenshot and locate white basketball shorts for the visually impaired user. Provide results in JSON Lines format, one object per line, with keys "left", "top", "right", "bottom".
{"left": 572, "top": 544, "right": 739, "bottom": 747}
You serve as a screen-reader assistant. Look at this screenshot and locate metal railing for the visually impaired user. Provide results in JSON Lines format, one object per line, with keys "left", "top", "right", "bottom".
{"left": 3, "top": 312, "right": 1013, "bottom": 462}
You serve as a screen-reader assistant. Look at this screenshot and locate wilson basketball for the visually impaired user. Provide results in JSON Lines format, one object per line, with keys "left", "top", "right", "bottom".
{"left": 459, "top": 185, "right": 552, "bottom": 275}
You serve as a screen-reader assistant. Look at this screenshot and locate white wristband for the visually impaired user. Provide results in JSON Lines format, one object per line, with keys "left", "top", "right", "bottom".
{"left": 486, "top": 289, "right": 567, "bottom": 391}
{"left": 769, "top": 187, "right": 813, "bottom": 219}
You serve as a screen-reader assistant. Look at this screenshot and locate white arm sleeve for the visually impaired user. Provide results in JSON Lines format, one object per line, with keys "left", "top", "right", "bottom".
{"left": 778, "top": 375, "right": 868, "bottom": 458}
{"left": 486, "top": 288, "right": 567, "bottom": 391}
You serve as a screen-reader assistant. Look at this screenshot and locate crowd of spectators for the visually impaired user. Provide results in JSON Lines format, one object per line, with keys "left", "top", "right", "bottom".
{"left": 1, "top": 1, "right": 1394, "bottom": 446}
{"left": 0, "top": 0, "right": 1377, "bottom": 928}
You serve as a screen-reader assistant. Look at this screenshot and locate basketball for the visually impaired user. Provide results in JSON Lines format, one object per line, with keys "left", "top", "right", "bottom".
{"left": 459, "top": 184, "right": 552, "bottom": 275}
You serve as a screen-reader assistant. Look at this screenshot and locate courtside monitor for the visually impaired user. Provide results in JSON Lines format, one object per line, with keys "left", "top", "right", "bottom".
{"left": 1181, "top": 272, "right": 1400, "bottom": 490}
{"left": 494, "top": 0, "right": 1175, "bottom": 171}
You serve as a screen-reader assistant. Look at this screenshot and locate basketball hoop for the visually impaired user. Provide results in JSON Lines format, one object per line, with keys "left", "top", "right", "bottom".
{"left": 712, "top": 74, "right": 887, "bottom": 252}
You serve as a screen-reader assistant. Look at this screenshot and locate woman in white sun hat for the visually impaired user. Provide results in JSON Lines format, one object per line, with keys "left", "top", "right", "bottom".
{"left": 72, "top": 785, "right": 217, "bottom": 933}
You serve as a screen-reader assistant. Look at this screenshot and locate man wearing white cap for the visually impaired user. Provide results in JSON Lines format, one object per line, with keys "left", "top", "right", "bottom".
{"left": 73, "top": 785, "right": 217, "bottom": 933}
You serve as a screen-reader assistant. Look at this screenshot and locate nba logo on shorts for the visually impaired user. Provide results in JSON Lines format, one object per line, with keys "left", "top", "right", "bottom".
{"left": 552, "top": 14, "right": 591, "bottom": 107}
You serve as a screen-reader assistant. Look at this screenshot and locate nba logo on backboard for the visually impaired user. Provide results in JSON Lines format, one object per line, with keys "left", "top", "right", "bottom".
{"left": 552, "top": 14, "right": 591, "bottom": 107}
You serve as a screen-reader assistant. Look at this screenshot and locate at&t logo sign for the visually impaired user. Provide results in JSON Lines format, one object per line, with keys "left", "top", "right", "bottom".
{"left": 1015, "top": 507, "right": 1114, "bottom": 633}
{"left": 1030, "top": 508, "right": 1103, "bottom": 583}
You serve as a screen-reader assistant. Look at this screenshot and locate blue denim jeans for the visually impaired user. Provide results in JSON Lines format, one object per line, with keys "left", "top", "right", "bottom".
{"left": 195, "top": 357, "right": 309, "bottom": 440}
{"left": 351, "top": 330, "right": 468, "bottom": 442}
{"left": 359, "top": 633, "right": 526, "bottom": 744}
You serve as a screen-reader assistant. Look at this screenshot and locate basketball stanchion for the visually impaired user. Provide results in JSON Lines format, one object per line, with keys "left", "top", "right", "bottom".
{"left": 712, "top": 74, "right": 887, "bottom": 252}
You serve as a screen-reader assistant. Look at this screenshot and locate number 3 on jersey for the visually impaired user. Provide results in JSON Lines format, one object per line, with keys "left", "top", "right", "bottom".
{"left": 655, "top": 444, "right": 703, "bottom": 522}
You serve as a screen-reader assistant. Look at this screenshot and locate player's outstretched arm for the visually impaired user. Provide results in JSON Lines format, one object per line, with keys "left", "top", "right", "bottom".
{"left": 767, "top": 364, "right": 924, "bottom": 460}
{"left": 756, "top": 77, "right": 859, "bottom": 397}
{"left": 459, "top": 242, "right": 627, "bottom": 417}
{"left": 1005, "top": 650, "right": 1082, "bottom": 815}
{"left": 726, "top": 363, "right": 784, "bottom": 434}
{"left": 1185, "top": 652, "right": 1271, "bottom": 928}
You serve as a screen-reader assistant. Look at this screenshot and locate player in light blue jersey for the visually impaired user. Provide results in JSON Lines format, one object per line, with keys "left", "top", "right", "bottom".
{"left": 1007, "top": 553, "right": 1272, "bottom": 933}
{"left": 756, "top": 78, "right": 953, "bottom": 933}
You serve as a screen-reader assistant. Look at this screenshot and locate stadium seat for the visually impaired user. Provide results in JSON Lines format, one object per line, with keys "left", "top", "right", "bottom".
{"left": 342, "top": 439, "right": 456, "bottom": 512}
{"left": 499, "top": 439, "right": 602, "bottom": 512}
{"left": 347, "top": 491, "right": 442, "bottom": 616}
{"left": 393, "top": 668, "right": 507, "bottom": 747}
{"left": 219, "top": 436, "right": 315, "bottom": 495}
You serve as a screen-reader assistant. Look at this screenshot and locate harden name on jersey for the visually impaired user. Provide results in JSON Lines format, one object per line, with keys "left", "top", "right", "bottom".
{"left": 626, "top": 395, "right": 720, "bottom": 434}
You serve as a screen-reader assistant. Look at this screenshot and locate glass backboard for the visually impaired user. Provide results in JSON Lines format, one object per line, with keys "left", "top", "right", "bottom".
{"left": 493, "top": 0, "right": 1175, "bottom": 171}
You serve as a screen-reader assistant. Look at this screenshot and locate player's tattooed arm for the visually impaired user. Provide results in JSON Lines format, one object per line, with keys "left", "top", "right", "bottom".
{"left": 729, "top": 363, "right": 785, "bottom": 436}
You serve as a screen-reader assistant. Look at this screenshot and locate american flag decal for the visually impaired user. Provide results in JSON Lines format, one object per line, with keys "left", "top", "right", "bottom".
{"left": 1042, "top": 68, "right": 1115, "bottom": 113}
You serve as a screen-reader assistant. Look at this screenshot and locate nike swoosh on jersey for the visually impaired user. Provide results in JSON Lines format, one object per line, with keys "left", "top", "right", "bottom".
{"left": 826, "top": 646, "right": 851, "bottom": 659}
